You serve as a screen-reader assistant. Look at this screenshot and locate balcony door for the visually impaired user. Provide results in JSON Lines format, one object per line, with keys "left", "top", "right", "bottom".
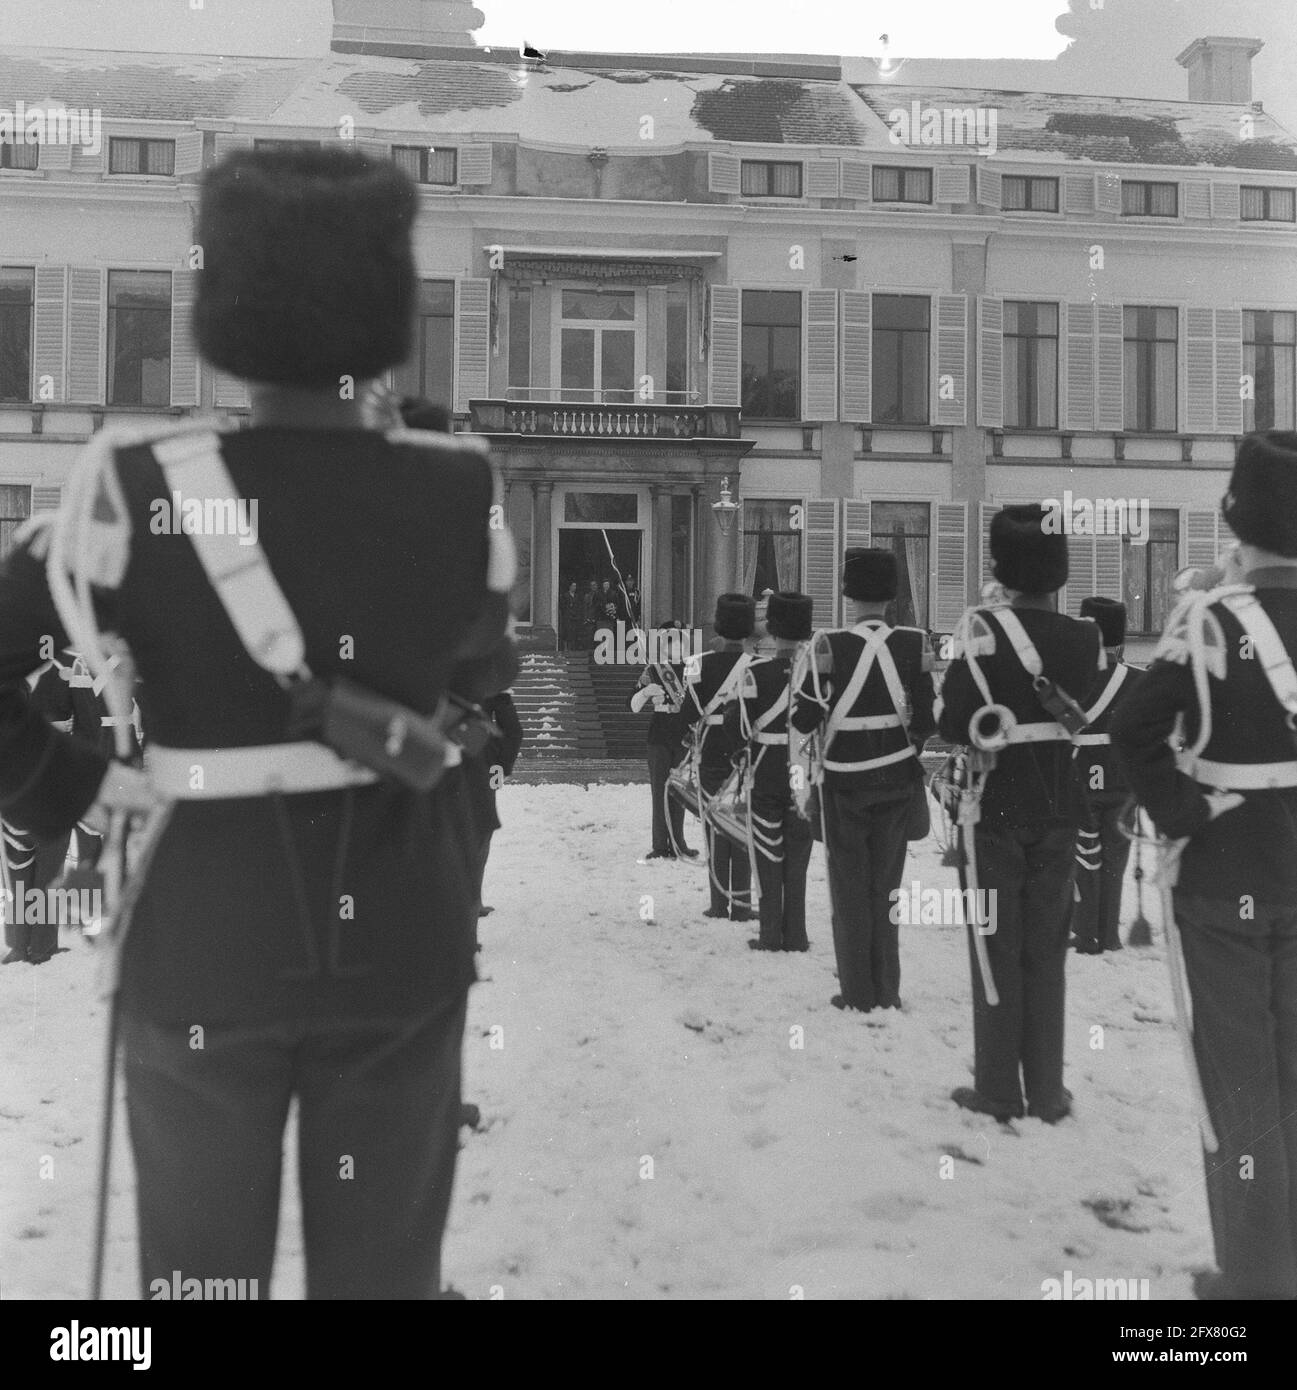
{"left": 552, "top": 286, "right": 645, "bottom": 404}
{"left": 552, "top": 484, "right": 650, "bottom": 635}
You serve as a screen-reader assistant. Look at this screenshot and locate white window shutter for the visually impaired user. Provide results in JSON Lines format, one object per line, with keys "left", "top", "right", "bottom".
{"left": 1064, "top": 174, "right": 1095, "bottom": 214}
{"left": 707, "top": 285, "right": 741, "bottom": 407}
{"left": 1064, "top": 535, "right": 1096, "bottom": 618}
{"left": 213, "top": 133, "right": 253, "bottom": 163}
{"left": 976, "top": 164, "right": 1001, "bottom": 209}
{"left": 32, "top": 486, "right": 63, "bottom": 513}
{"left": 935, "top": 164, "right": 970, "bottom": 204}
{"left": 453, "top": 276, "right": 491, "bottom": 413}
{"left": 840, "top": 159, "right": 871, "bottom": 201}
{"left": 1211, "top": 181, "right": 1241, "bottom": 221}
{"left": 67, "top": 267, "right": 104, "bottom": 405}
{"left": 805, "top": 158, "right": 840, "bottom": 198}
{"left": 803, "top": 289, "right": 838, "bottom": 421}
{"left": 1094, "top": 303, "right": 1124, "bottom": 432}
{"left": 803, "top": 498, "right": 841, "bottom": 630}
{"left": 170, "top": 268, "right": 200, "bottom": 407}
{"left": 1063, "top": 302, "right": 1095, "bottom": 430}
{"left": 33, "top": 264, "right": 68, "bottom": 403}
{"left": 976, "top": 296, "right": 1004, "bottom": 428}
{"left": 842, "top": 499, "right": 871, "bottom": 549}
{"left": 979, "top": 502, "right": 997, "bottom": 586}
{"left": 174, "top": 129, "right": 204, "bottom": 177}
{"left": 933, "top": 293, "right": 967, "bottom": 426}
{"left": 933, "top": 502, "right": 968, "bottom": 630}
{"left": 38, "top": 135, "right": 72, "bottom": 172}
{"left": 1184, "top": 307, "right": 1216, "bottom": 433}
{"left": 840, "top": 290, "right": 871, "bottom": 423}
{"left": 213, "top": 372, "right": 249, "bottom": 408}
{"left": 1215, "top": 308, "right": 1243, "bottom": 434}
{"left": 708, "top": 151, "right": 740, "bottom": 195}
{"left": 1095, "top": 172, "right": 1122, "bottom": 215}
{"left": 1183, "top": 509, "right": 1220, "bottom": 569}
{"left": 1183, "top": 181, "right": 1211, "bottom": 219}
{"left": 1095, "top": 534, "right": 1122, "bottom": 601}
{"left": 458, "top": 144, "right": 492, "bottom": 185}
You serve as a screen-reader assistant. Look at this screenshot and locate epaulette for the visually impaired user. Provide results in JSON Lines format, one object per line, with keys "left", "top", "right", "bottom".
{"left": 740, "top": 666, "right": 759, "bottom": 698}
{"left": 684, "top": 654, "right": 703, "bottom": 684}
{"left": 952, "top": 608, "right": 998, "bottom": 661}
{"left": 1152, "top": 590, "right": 1228, "bottom": 677}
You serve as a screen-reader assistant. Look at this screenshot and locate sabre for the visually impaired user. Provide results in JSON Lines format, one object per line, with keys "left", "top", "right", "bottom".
{"left": 956, "top": 751, "right": 1000, "bottom": 1008}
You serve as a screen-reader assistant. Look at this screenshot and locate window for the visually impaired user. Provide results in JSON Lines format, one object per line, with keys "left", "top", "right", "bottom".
{"left": 1241, "top": 186, "right": 1297, "bottom": 222}
{"left": 108, "top": 138, "right": 175, "bottom": 175}
{"left": 741, "top": 290, "right": 801, "bottom": 420}
{"left": 0, "top": 140, "right": 39, "bottom": 170}
{"left": 556, "top": 287, "right": 639, "bottom": 404}
{"left": 1003, "top": 301, "right": 1058, "bottom": 428}
{"left": 107, "top": 270, "right": 171, "bottom": 406}
{"left": 0, "top": 485, "right": 30, "bottom": 560}
{"left": 563, "top": 492, "right": 638, "bottom": 524}
{"left": 392, "top": 145, "right": 457, "bottom": 185}
{"left": 1123, "top": 305, "right": 1177, "bottom": 432}
{"left": 1244, "top": 310, "right": 1296, "bottom": 432}
{"left": 1121, "top": 181, "right": 1178, "bottom": 217}
{"left": 742, "top": 499, "right": 802, "bottom": 598}
{"left": 1122, "top": 508, "right": 1178, "bottom": 634}
{"left": 872, "top": 294, "right": 930, "bottom": 424}
{"left": 740, "top": 161, "right": 802, "bottom": 198}
{"left": 871, "top": 502, "right": 930, "bottom": 628}
{"left": 1001, "top": 176, "right": 1058, "bottom": 212}
{"left": 507, "top": 284, "right": 531, "bottom": 397}
{"left": 0, "top": 267, "right": 34, "bottom": 403}
{"left": 252, "top": 138, "right": 321, "bottom": 152}
{"left": 393, "top": 279, "right": 454, "bottom": 407}
{"left": 666, "top": 284, "right": 690, "bottom": 402}
{"left": 872, "top": 167, "right": 932, "bottom": 203}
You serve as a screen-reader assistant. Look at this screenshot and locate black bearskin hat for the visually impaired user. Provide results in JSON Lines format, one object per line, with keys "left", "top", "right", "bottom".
{"left": 714, "top": 592, "right": 756, "bottom": 640}
{"left": 842, "top": 548, "right": 897, "bottom": 602}
{"left": 766, "top": 592, "right": 814, "bottom": 641}
{"left": 1222, "top": 431, "right": 1297, "bottom": 558}
{"left": 989, "top": 504, "right": 1069, "bottom": 595}
{"left": 1080, "top": 596, "right": 1126, "bottom": 647}
{"left": 194, "top": 146, "right": 417, "bottom": 388}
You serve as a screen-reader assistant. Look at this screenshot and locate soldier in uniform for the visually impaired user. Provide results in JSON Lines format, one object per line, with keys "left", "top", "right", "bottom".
{"left": 631, "top": 622, "right": 696, "bottom": 861}
{"left": 0, "top": 147, "right": 515, "bottom": 1298}
{"left": 791, "top": 550, "right": 935, "bottom": 1010}
{"left": 1113, "top": 432, "right": 1297, "bottom": 1301}
{"left": 938, "top": 506, "right": 1101, "bottom": 1122}
{"left": 684, "top": 594, "right": 756, "bottom": 920}
{"left": 734, "top": 592, "right": 814, "bottom": 952}
{"left": 1072, "top": 597, "right": 1144, "bottom": 953}
{"left": 465, "top": 690, "right": 524, "bottom": 919}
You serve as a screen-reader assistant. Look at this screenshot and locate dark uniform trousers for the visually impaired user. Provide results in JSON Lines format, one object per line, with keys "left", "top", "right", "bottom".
{"left": 824, "top": 785, "right": 909, "bottom": 1009}
{"left": 1177, "top": 895, "right": 1297, "bottom": 1299}
{"left": 752, "top": 790, "right": 812, "bottom": 950}
{"left": 122, "top": 990, "right": 468, "bottom": 1300}
{"left": 647, "top": 743, "right": 686, "bottom": 856}
{"left": 964, "top": 823, "right": 1075, "bottom": 1111}
{"left": 3, "top": 828, "right": 71, "bottom": 960}
{"left": 702, "top": 764, "right": 752, "bottom": 916}
{"left": 1073, "top": 797, "right": 1130, "bottom": 952}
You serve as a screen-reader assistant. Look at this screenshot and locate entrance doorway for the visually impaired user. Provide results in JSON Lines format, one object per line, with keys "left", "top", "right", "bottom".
{"left": 557, "top": 528, "right": 643, "bottom": 649}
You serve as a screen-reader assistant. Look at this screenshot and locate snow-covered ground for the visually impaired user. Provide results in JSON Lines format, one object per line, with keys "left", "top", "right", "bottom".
{"left": 2, "top": 783, "right": 1212, "bottom": 1300}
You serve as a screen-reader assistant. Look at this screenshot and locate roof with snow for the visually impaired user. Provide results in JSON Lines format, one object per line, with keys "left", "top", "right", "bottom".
{"left": 853, "top": 84, "right": 1297, "bottom": 170}
{"left": 0, "top": 46, "right": 1294, "bottom": 168}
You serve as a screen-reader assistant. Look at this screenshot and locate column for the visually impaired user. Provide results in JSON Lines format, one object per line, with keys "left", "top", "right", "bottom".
{"left": 651, "top": 483, "right": 673, "bottom": 627}
{"left": 531, "top": 479, "right": 554, "bottom": 644}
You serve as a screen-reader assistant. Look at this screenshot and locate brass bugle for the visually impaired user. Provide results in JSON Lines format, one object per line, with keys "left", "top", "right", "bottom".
{"left": 969, "top": 702, "right": 1017, "bottom": 751}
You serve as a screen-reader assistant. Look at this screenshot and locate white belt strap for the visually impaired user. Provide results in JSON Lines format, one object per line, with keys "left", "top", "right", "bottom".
{"left": 146, "top": 743, "right": 381, "bottom": 799}
{"left": 991, "top": 607, "right": 1044, "bottom": 678}
{"left": 824, "top": 744, "right": 916, "bottom": 774}
{"left": 1084, "top": 663, "right": 1129, "bottom": 725}
{"left": 834, "top": 713, "right": 903, "bottom": 731}
{"left": 823, "top": 622, "right": 910, "bottom": 753}
{"left": 1073, "top": 733, "right": 1112, "bottom": 746}
{"left": 754, "top": 731, "right": 788, "bottom": 745}
{"left": 1189, "top": 756, "right": 1297, "bottom": 791}
{"left": 1218, "top": 592, "right": 1297, "bottom": 723}
{"left": 1004, "top": 720, "right": 1071, "bottom": 745}
{"left": 151, "top": 431, "right": 307, "bottom": 680}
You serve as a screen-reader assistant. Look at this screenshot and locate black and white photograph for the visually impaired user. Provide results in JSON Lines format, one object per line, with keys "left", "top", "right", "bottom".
{"left": 0, "top": 0, "right": 1295, "bottom": 1350}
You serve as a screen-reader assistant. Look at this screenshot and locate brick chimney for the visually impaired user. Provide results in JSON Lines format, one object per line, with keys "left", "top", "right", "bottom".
{"left": 1175, "top": 36, "right": 1264, "bottom": 104}
{"left": 331, "top": 1, "right": 485, "bottom": 55}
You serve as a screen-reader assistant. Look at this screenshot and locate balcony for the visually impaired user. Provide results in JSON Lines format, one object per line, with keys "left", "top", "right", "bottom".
{"left": 469, "top": 398, "right": 742, "bottom": 441}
